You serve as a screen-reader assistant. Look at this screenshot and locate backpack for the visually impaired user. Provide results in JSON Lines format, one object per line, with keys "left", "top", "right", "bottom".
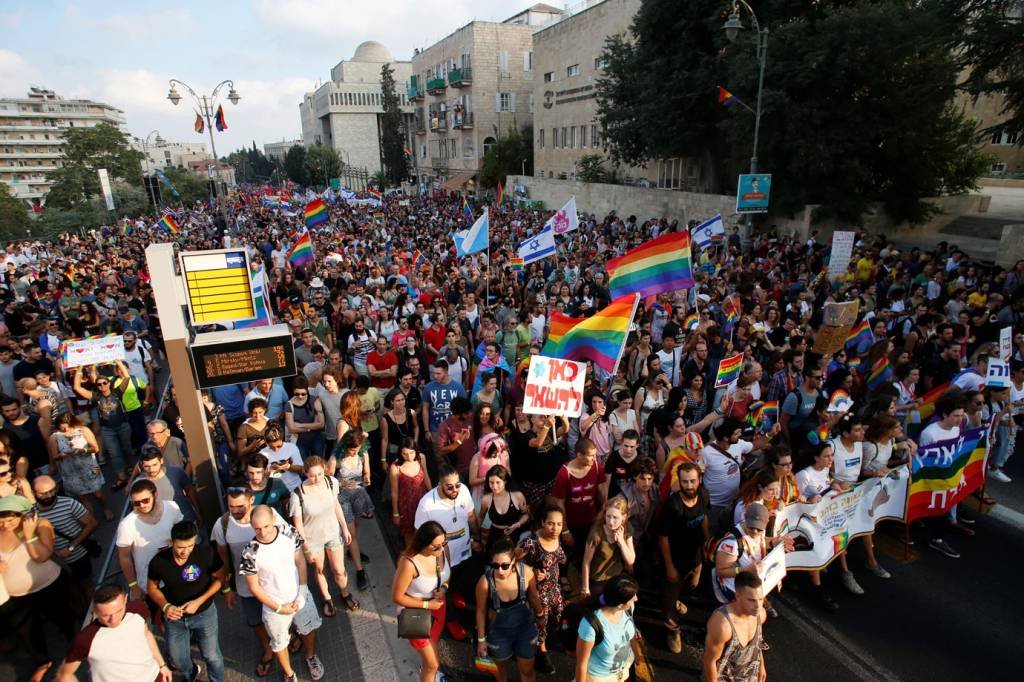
{"left": 583, "top": 608, "right": 637, "bottom": 648}
{"left": 703, "top": 525, "right": 746, "bottom": 565}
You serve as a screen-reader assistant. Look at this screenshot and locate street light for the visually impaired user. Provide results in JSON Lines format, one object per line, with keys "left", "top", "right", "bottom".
{"left": 722, "top": 0, "right": 768, "bottom": 175}
{"left": 166, "top": 78, "right": 240, "bottom": 222}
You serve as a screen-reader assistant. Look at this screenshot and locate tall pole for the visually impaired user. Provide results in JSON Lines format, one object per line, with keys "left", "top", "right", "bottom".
{"left": 750, "top": 28, "right": 768, "bottom": 174}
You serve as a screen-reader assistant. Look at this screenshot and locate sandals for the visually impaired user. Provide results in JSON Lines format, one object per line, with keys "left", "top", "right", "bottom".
{"left": 255, "top": 655, "right": 273, "bottom": 677}
{"left": 288, "top": 633, "right": 302, "bottom": 654}
{"left": 341, "top": 593, "right": 360, "bottom": 611}
{"left": 323, "top": 600, "right": 337, "bottom": 618}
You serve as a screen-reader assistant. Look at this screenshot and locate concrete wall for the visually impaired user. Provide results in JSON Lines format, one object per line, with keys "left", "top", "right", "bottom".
{"left": 997, "top": 224, "right": 1024, "bottom": 268}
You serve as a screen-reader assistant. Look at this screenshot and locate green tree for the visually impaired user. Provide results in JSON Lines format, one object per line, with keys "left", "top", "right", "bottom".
{"left": 370, "top": 170, "right": 389, "bottom": 189}
{"left": 161, "top": 167, "right": 210, "bottom": 206}
{"left": 478, "top": 126, "right": 533, "bottom": 190}
{"left": 226, "top": 142, "right": 277, "bottom": 184}
{"left": 379, "top": 63, "right": 409, "bottom": 186}
{"left": 284, "top": 145, "right": 309, "bottom": 185}
{"left": 304, "top": 144, "right": 341, "bottom": 189}
{"left": 46, "top": 123, "right": 144, "bottom": 209}
{"left": 0, "top": 183, "right": 32, "bottom": 240}
{"left": 575, "top": 154, "right": 610, "bottom": 183}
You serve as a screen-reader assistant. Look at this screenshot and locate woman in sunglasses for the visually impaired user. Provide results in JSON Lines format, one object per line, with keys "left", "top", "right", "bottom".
{"left": 474, "top": 538, "right": 545, "bottom": 682}
{"left": 391, "top": 521, "right": 450, "bottom": 682}
{"left": 0, "top": 453, "right": 35, "bottom": 502}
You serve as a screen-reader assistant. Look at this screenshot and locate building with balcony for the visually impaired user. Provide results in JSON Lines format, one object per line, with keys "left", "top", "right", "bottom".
{"left": 130, "top": 137, "right": 208, "bottom": 172}
{"left": 263, "top": 139, "right": 303, "bottom": 164}
{"left": 0, "top": 87, "right": 126, "bottom": 209}
{"left": 299, "top": 41, "right": 415, "bottom": 177}
{"left": 408, "top": 4, "right": 560, "bottom": 193}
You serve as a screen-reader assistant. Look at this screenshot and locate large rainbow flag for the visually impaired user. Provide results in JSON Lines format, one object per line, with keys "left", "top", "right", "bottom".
{"left": 606, "top": 231, "right": 694, "bottom": 300}
{"left": 541, "top": 294, "right": 639, "bottom": 374}
{"left": 845, "top": 319, "right": 872, "bottom": 350}
{"left": 157, "top": 214, "right": 180, "bottom": 235}
{"left": 287, "top": 231, "right": 315, "bottom": 268}
{"left": 907, "top": 425, "right": 989, "bottom": 522}
{"left": 304, "top": 198, "right": 328, "bottom": 228}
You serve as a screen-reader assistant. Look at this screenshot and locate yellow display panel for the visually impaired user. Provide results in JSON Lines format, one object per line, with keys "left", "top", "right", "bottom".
{"left": 179, "top": 249, "right": 257, "bottom": 326}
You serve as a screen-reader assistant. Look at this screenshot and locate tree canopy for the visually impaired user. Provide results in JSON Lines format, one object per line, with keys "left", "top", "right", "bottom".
{"left": 225, "top": 143, "right": 278, "bottom": 184}
{"left": 478, "top": 126, "right": 533, "bottom": 190}
{"left": 0, "top": 183, "right": 32, "bottom": 240}
{"left": 46, "top": 122, "right": 144, "bottom": 209}
{"left": 284, "top": 145, "right": 309, "bottom": 186}
{"left": 304, "top": 144, "right": 341, "bottom": 188}
{"left": 379, "top": 63, "right": 409, "bottom": 186}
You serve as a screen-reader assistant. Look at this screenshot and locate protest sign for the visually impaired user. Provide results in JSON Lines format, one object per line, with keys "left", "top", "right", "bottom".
{"left": 1000, "top": 326, "right": 1012, "bottom": 362}
{"left": 812, "top": 324, "right": 853, "bottom": 355}
{"left": 822, "top": 300, "right": 860, "bottom": 327}
{"left": 60, "top": 335, "right": 125, "bottom": 370}
{"left": 987, "top": 358, "right": 1010, "bottom": 388}
{"left": 778, "top": 466, "right": 909, "bottom": 570}
{"left": 759, "top": 543, "right": 788, "bottom": 594}
{"left": 907, "top": 426, "right": 989, "bottom": 522}
{"left": 523, "top": 356, "right": 587, "bottom": 418}
{"left": 827, "top": 231, "right": 856, "bottom": 278}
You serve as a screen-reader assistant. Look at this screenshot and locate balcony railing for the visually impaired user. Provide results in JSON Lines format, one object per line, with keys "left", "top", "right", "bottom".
{"left": 414, "top": 120, "right": 427, "bottom": 134}
{"left": 407, "top": 85, "right": 424, "bottom": 101}
{"left": 429, "top": 116, "right": 448, "bottom": 132}
{"left": 448, "top": 67, "right": 472, "bottom": 86}
{"left": 452, "top": 111, "right": 474, "bottom": 129}
{"left": 430, "top": 157, "right": 449, "bottom": 170}
{"left": 426, "top": 77, "right": 447, "bottom": 94}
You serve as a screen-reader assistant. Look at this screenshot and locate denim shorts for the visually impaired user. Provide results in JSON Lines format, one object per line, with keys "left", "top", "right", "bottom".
{"left": 263, "top": 585, "right": 322, "bottom": 652}
{"left": 486, "top": 602, "right": 538, "bottom": 661}
{"left": 305, "top": 535, "right": 343, "bottom": 554}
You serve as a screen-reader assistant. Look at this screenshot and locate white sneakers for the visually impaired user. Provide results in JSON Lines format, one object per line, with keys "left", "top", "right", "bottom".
{"left": 989, "top": 468, "right": 1012, "bottom": 483}
{"left": 841, "top": 571, "right": 864, "bottom": 595}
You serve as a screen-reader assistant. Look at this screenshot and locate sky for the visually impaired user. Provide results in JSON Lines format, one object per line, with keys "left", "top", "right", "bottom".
{"left": 0, "top": 0, "right": 535, "bottom": 156}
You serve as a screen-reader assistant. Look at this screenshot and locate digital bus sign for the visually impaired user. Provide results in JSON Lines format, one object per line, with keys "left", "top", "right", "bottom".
{"left": 189, "top": 325, "right": 296, "bottom": 389}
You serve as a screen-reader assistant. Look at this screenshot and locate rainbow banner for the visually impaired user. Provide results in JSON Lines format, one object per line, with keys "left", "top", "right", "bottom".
{"left": 606, "top": 231, "right": 695, "bottom": 300}
{"left": 714, "top": 353, "right": 743, "bottom": 388}
{"left": 287, "top": 231, "right": 315, "bottom": 268}
{"left": 304, "top": 198, "right": 328, "bottom": 228}
{"left": 907, "top": 426, "right": 989, "bottom": 522}
{"left": 157, "top": 214, "right": 180, "bottom": 235}
{"left": 541, "top": 294, "right": 639, "bottom": 374}
{"left": 915, "top": 381, "right": 950, "bottom": 421}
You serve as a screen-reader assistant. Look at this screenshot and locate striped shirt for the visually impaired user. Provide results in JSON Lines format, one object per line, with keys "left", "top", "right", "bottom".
{"left": 35, "top": 496, "right": 90, "bottom": 564}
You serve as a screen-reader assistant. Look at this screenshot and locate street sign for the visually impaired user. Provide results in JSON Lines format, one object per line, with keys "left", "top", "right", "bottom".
{"left": 179, "top": 248, "right": 257, "bottom": 326}
{"left": 189, "top": 324, "right": 296, "bottom": 389}
{"left": 736, "top": 173, "right": 771, "bottom": 213}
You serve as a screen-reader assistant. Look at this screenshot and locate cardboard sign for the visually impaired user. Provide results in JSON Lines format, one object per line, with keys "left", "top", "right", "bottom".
{"left": 60, "top": 335, "right": 125, "bottom": 370}
{"left": 812, "top": 324, "right": 852, "bottom": 355}
{"left": 523, "top": 356, "right": 586, "bottom": 418}
{"left": 1000, "top": 326, "right": 1012, "bottom": 362}
{"left": 822, "top": 300, "right": 859, "bottom": 327}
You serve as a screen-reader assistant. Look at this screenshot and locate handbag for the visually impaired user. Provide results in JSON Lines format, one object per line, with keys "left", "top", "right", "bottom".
{"left": 397, "top": 555, "right": 442, "bottom": 639}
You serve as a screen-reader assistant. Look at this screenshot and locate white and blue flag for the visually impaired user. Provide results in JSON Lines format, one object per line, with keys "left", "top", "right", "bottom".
{"left": 691, "top": 214, "right": 725, "bottom": 249}
{"left": 455, "top": 208, "right": 489, "bottom": 257}
{"left": 517, "top": 224, "right": 556, "bottom": 264}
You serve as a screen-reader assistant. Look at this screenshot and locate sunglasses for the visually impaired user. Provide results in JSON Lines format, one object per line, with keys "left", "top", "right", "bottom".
{"left": 490, "top": 562, "right": 513, "bottom": 570}
{"left": 226, "top": 486, "right": 249, "bottom": 495}
{"left": 130, "top": 497, "right": 154, "bottom": 507}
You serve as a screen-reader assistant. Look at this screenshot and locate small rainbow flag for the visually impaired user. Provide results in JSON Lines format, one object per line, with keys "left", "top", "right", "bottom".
{"left": 194, "top": 112, "right": 204, "bottom": 134}
{"left": 474, "top": 656, "right": 499, "bottom": 677}
{"left": 606, "top": 231, "right": 695, "bottom": 300}
{"left": 304, "top": 198, "right": 328, "bottom": 228}
{"left": 715, "top": 353, "right": 743, "bottom": 388}
{"left": 157, "top": 214, "right": 180, "bottom": 235}
{"left": 509, "top": 256, "right": 524, "bottom": 271}
{"left": 462, "top": 195, "right": 472, "bottom": 219}
{"left": 684, "top": 312, "right": 700, "bottom": 331}
{"left": 287, "top": 231, "right": 315, "bottom": 268}
{"left": 496, "top": 181, "right": 504, "bottom": 204}
{"left": 722, "top": 296, "right": 740, "bottom": 335}
{"left": 807, "top": 424, "right": 831, "bottom": 446}
{"left": 367, "top": 188, "right": 382, "bottom": 200}
{"left": 411, "top": 249, "right": 426, "bottom": 266}
{"left": 542, "top": 294, "right": 639, "bottom": 374}
{"left": 120, "top": 219, "right": 132, "bottom": 236}
{"left": 403, "top": 145, "right": 413, "bottom": 161}
{"left": 845, "top": 319, "right": 872, "bottom": 349}
{"left": 214, "top": 104, "right": 228, "bottom": 132}
{"left": 847, "top": 357, "right": 863, "bottom": 374}
{"left": 717, "top": 86, "right": 740, "bottom": 107}
{"left": 865, "top": 357, "right": 892, "bottom": 391}
{"left": 916, "top": 381, "right": 950, "bottom": 420}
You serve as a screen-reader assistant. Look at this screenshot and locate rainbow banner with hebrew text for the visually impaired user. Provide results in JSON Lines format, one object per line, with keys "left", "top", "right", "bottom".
{"left": 906, "top": 425, "right": 989, "bottom": 522}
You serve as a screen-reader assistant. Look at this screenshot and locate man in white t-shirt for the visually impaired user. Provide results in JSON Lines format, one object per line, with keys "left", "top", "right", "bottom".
{"left": 259, "top": 425, "right": 304, "bottom": 491}
{"left": 656, "top": 335, "right": 684, "bottom": 388}
{"left": 700, "top": 419, "right": 755, "bottom": 535}
{"left": 918, "top": 394, "right": 972, "bottom": 559}
{"left": 951, "top": 353, "right": 988, "bottom": 392}
{"left": 211, "top": 487, "right": 285, "bottom": 676}
{"left": 115, "top": 479, "right": 183, "bottom": 602}
{"left": 239, "top": 505, "right": 324, "bottom": 682}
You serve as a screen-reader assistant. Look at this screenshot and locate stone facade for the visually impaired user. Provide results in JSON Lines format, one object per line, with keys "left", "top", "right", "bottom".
{"left": 263, "top": 139, "right": 303, "bottom": 163}
{"left": 130, "top": 138, "right": 208, "bottom": 171}
{"left": 299, "top": 41, "right": 415, "bottom": 175}
{"left": 958, "top": 90, "right": 1024, "bottom": 176}
{"left": 409, "top": 18, "right": 543, "bottom": 189}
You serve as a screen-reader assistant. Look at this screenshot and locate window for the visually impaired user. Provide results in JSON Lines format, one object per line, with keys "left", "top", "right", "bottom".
{"left": 483, "top": 136, "right": 497, "bottom": 156}
{"left": 591, "top": 124, "right": 599, "bottom": 148}
{"left": 463, "top": 137, "right": 474, "bottom": 158}
{"left": 497, "top": 92, "right": 515, "bottom": 112}
{"left": 451, "top": 139, "right": 457, "bottom": 157}
{"left": 594, "top": 57, "right": 608, "bottom": 70}
{"left": 544, "top": 72, "right": 553, "bottom": 83}
{"left": 567, "top": 64, "right": 580, "bottom": 76}
{"left": 500, "top": 51, "right": 509, "bottom": 71}
{"left": 658, "top": 158, "right": 684, "bottom": 189}
{"left": 570, "top": 126, "right": 576, "bottom": 148}
{"left": 524, "top": 52, "right": 533, "bottom": 72}
{"left": 562, "top": 127, "right": 568, "bottom": 148}
{"left": 581, "top": 126, "right": 587, "bottom": 148}
{"left": 539, "top": 129, "right": 545, "bottom": 149}
{"left": 552, "top": 128, "right": 558, "bottom": 148}
{"left": 528, "top": 94, "right": 534, "bottom": 113}
{"left": 991, "top": 162, "right": 1007, "bottom": 173}
{"left": 991, "top": 128, "right": 1020, "bottom": 145}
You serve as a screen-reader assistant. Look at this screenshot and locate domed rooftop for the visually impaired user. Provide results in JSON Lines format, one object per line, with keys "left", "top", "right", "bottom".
{"left": 352, "top": 41, "right": 392, "bottom": 63}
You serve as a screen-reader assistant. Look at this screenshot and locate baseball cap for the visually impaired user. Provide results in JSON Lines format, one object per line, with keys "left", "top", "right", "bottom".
{"left": 744, "top": 503, "right": 769, "bottom": 531}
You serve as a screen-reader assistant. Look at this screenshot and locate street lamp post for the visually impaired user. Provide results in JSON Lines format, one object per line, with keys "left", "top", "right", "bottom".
{"left": 722, "top": 0, "right": 769, "bottom": 175}
{"left": 166, "top": 79, "right": 240, "bottom": 222}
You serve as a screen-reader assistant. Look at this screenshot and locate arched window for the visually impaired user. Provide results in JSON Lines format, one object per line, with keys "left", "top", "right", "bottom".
{"left": 482, "top": 136, "right": 496, "bottom": 156}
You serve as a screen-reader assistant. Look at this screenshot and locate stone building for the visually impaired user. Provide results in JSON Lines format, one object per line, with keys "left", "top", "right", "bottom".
{"left": 130, "top": 137, "right": 208, "bottom": 172}
{"left": 263, "top": 139, "right": 303, "bottom": 164}
{"left": 408, "top": 4, "right": 560, "bottom": 193}
{"left": 299, "top": 41, "right": 415, "bottom": 176}
{"left": 960, "top": 91, "right": 1024, "bottom": 176}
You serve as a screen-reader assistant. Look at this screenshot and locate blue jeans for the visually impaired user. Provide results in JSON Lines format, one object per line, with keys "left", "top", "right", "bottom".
{"left": 100, "top": 422, "right": 133, "bottom": 473}
{"left": 165, "top": 604, "right": 225, "bottom": 682}
{"left": 991, "top": 423, "right": 1014, "bottom": 469}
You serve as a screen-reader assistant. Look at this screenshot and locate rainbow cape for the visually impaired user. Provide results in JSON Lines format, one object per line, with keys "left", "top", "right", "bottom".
{"left": 715, "top": 353, "right": 743, "bottom": 388}
{"left": 541, "top": 294, "right": 639, "bottom": 374}
{"left": 304, "top": 198, "right": 328, "bottom": 228}
{"left": 157, "top": 214, "right": 180, "bottom": 234}
{"left": 287, "top": 231, "right": 315, "bottom": 268}
{"left": 606, "top": 231, "right": 695, "bottom": 300}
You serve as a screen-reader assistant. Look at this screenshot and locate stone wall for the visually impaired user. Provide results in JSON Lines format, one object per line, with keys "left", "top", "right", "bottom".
{"left": 997, "top": 224, "right": 1024, "bottom": 268}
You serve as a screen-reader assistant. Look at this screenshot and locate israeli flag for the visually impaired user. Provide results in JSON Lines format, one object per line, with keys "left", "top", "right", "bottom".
{"left": 517, "top": 224, "right": 556, "bottom": 264}
{"left": 455, "top": 208, "right": 489, "bottom": 257}
{"left": 340, "top": 188, "right": 356, "bottom": 202}
{"left": 691, "top": 214, "right": 725, "bottom": 249}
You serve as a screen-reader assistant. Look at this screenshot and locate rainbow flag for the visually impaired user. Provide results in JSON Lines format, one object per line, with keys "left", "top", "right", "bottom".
{"left": 368, "top": 188, "right": 382, "bottom": 200}
{"left": 832, "top": 531, "right": 850, "bottom": 555}
{"left": 807, "top": 424, "right": 831, "bottom": 446}
{"left": 828, "top": 389, "right": 853, "bottom": 413}
{"left": 684, "top": 312, "right": 700, "bottom": 331}
{"left": 462, "top": 195, "right": 472, "bottom": 219}
{"left": 714, "top": 353, "right": 743, "bottom": 388}
{"left": 496, "top": 181, "right": 504, "bottom": 204}
{"left": 287, "top": 231, "right": 315, "bottom": 268}
{"left": 722, "top": 296, "right": 740, "bottom": 335}
{"left": 916, "top": 381, "right": 950, "bottom": 421}
{"left": 120, "top": 220, "right": 132, "bottom": 236}
{"left": 845, "top": 320, "right": 872, "bottom": 349}
{"left": 509, "top": 256, "right": 524, "bottom": 271}
{"left": 194, "top": 112, "right": 204, "bottom": 134}
{"left": 411, "top": 249, "right": 426, "bottom": 266}
{"left": 907, "top": 426, "right": 988, "bottom": 522}
{"left": 541, "top": 295, "right": 639, "bottom": 374}
{"left": 157, "top": 214, "right": 180, "bottom": 235}
{"left": 717, "top": 86, "right": 740, "bottom": 107}
{"left": 606, "top": 231, "right": 695, "bottom": 300}
{"left": 214, "top": 104, "right": 228, "bottom": 132}
{"left": 474, "top": 656, "right": 499, "bottom": 677}
{"left": 304, "top": 198, "right": 328, "bottom": 228}
{"left": 865, "top": 357, "right": 892, "bottom": 391}
{"left": 403, "top": 146, "right": 413, "bottom": 161}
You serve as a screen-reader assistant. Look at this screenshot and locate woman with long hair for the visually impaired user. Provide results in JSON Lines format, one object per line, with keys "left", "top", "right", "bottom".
{"left": 469, "top": 434, "right": 512, "bottom": 510}
{"left": 574, "top": 575, "right": 640, "bottom": 682}
{"left": 381, "top": 389, "right": 419, "bottom": 469}
{"left": 516, "top": 505, "right": 567, "bottom": 676}
{"left": 733, "top": 468, "right": 782, "bottom": 527}
{"left": 473, "top": 402, "right": 503, "bottom": 445}
{"left": 332, "top": 431, "right": 374, "bottom": 591}
{"left": 392, "top": 521, "right": 451, "bottom": 682}
{"left": 764, "top": 445, "right": 803, "bottom": 505}
{"left": 608, "top": 389, "right": 638, "bottom": 449}
{"left": 479, "top": 465, "right": 529, "bottom": 551}
{"left": 580, "top": 497, "right": 636, "bottom": 601}
{"left": 389, "top": 437, "right": 431, "bottom": 546}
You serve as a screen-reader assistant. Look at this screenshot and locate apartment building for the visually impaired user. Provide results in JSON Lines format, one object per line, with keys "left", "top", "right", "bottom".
{"left": 408, "top": 4, "right": 559, "bottom": 192}
{"left": 130, "top": 137, "right": 209, "bottom": 172}
{"left": 299, "top": 41, "right": 415, "bottom": 175}
{"left": 263, "top": 139, "right": 303, "bottom": 164}
{"left": 0, "top": 87, "right": 125, "bottom": 209}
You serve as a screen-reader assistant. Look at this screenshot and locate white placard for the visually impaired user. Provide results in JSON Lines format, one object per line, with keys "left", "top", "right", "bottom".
{"left": 97, "top": 168, "right": 115, "bottom": 211}
{"left": 827, "top": 231, "right": 855, "bottom": 278}
{"left": 987, "top": 358, "right": 1010, "bottom": 388}
{"left": 523, "top": 356, "right": 586, "bottom": 418}
{"left": 1000, "top": 327, "right": 1012, "bottom": 362}
{"left": 759, "top": 543, "right": 788, "bottom": 594}
{"left": 60, "top": 335, "right": 125, "bottom": 370}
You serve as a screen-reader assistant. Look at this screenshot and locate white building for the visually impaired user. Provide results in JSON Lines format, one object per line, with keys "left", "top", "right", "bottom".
{"left": 130, "top": 137, "right": 209, "bottom": 172}
{"left": 299, "top": 41, "right": 414, "bottom": 175}
{"left": 0, "top": 87, "right": 125, "bottom": 209}
{"left": 264, "top": 139, "right": 303, "bottom": 164}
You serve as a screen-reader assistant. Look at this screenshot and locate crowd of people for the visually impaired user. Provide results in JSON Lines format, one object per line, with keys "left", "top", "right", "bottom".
{"left": 0, "top": 185, "right": 1021, "bottom": 682}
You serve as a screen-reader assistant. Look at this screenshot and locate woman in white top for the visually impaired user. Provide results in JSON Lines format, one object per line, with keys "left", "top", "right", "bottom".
{"left": 290, "top": 456, "right": 357, "bottom": 616}
{"left": 862, "top": 414, "right": 917, "bottom": 474}
{"left": 794, "top": 442, "right": 850, "bottom": 608}
{"left": 391, "top": 521, "right": 451, "bottom": 682}
{"left": 608, "top": 389, "right": 638, "bottom": 449}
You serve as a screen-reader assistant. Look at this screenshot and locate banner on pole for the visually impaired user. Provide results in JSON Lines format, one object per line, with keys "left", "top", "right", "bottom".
{"left": 778, "top": 466, "right": 909, "bottom": 570}
{"left": 907, "top": 426, "right": 989, "bottom": 522}
{"left": 1000, "top": 326, "right": 1012, "bottom": 362}
{"left": 60, "top": 335, "right": 125, "bottom": 370}
{"left": 523, "top": 356, "right": 586, "bottom": 418}
{"left": 97, "top": 169, "right": 116, "bottom": 211}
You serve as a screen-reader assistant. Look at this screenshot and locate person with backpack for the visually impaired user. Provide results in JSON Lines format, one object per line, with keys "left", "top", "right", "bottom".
{"left": 289, "top": 456, "right": 359, "bottom": 617}
{"left": 779, "top": 365, "right": 823, "bottom": 454}
{"left": 575, "top": 574, "right": 641, "bottom": 682}
{"left": 711, "top": 503, "right": 792, "bottom": 607}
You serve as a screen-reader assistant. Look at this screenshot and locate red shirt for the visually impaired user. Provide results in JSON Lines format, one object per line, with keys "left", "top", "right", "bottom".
{"left": 366, "top": 350, "right": 398, "bottom": 389}
{"left": 551, "top": 462, "right": 607, "bottom": 529}
{"left": 423, "top": 325, "right": 447, "bottom": 365}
